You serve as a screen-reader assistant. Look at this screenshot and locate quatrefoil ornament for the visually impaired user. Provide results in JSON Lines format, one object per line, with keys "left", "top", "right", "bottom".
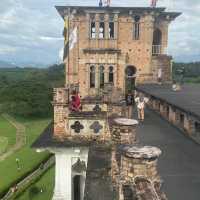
{"left": 71, "top": 121, "right": 84, "bottom": 133}
{"left": 90, "top": 121, "right": 103, "bottom": 134}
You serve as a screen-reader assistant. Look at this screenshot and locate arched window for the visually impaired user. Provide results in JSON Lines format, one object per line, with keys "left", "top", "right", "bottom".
{"left": 99, "top": 15, "right": 105, "bottom": 39}
{"left": 108, "top": 66, "right": 114, "bottom": 83}
{"left": 90, "top": 15, "right": 96, "bottom": 39}
{"left": 133, "top": 16, "right": 140, "bottom": 40}
{"left": 99, "top": 66, "right": 104, "bottom": 88}
{"left": 152, "top": 28, "right": 162, "bottom": 55}
{"left": 109, "top": 15, "right": 115, "bottom": 39}
{"left": 90, "top": 66, "right": 95, "bottom": 88}
{"left": 153, "top": 29, "right": 162, "bottom": 45}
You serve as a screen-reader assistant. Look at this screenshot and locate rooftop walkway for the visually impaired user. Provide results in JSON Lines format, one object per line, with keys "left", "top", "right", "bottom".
{"left": 136, "top": 84, "right": 200, "bottom": 120}
{"left": 137, "top": 109, "right": 200, "bottom": 200}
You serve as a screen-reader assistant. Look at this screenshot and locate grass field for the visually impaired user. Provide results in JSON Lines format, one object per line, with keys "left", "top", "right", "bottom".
{"left": 0, "top": 115, "right": 16, "bottom": 151}
{"left": 16, "top": 167, "right": 55, "bottom": 200}
{"left": 0, "top": 116, "right": 51, "bottom": 195}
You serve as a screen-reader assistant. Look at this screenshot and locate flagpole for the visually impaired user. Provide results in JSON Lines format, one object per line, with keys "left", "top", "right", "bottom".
{"left": 67, "top": 8, "right": 70, "bottom": 89}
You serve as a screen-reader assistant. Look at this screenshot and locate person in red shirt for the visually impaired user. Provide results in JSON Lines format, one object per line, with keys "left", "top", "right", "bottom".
{"left": 69, "top": 91, "right": 81, "bottom": 112}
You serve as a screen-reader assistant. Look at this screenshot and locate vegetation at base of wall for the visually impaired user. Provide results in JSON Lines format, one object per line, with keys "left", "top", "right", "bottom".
{"left": 172, "top": 62, "right": 200, "bottom": 83}
{"left": 0, "top": 155, "right": 52, "bottom": 199}
{"left": 14, "top": 166, "right": 55, "bottom": 200}
{"left": 0, "top": 64, "right": 65, "bottom": 118}
{"left": 0, "top": 117, "right": 50, "bottom": 197}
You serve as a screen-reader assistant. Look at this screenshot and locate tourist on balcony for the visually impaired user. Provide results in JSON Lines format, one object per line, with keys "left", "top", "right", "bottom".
{"left": 135, "top": 94, "right": 149, "bottom": 121}
{"left": 69, "top": 91, "right": 81, "bottom": 112}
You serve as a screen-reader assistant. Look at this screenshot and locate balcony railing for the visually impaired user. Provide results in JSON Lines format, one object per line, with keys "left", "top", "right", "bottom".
{"left": 89, "top": 39, "right": 118, "bottom": 49}
{"left": 152, "top": 45, "right": 162, "bottom": 55}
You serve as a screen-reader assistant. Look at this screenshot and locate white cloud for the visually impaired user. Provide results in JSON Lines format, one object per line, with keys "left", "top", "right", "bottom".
{"left": 39, "top": 36, "right": 63, "bottom": 41}
{"left": 0, "top": 46, "right": 17, "bottom": 54}
{"left": 0, "top": 0, "right": 199, "bottom": 64}
{"left": 59, "top": 48, "right": 64, "bottom": 62}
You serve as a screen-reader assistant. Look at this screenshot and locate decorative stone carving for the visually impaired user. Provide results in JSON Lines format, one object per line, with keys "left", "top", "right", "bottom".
{"left": 71, "top": 121, "right": 84, "bottom": 133}
{"left": 93, "top": 104, "right": 102, "bottom": 112}
{"left": 72, "top": 158, "right": 87, "bottom": 173}
{"left": 90, "top": 121, "right": 103, "bottom": 133}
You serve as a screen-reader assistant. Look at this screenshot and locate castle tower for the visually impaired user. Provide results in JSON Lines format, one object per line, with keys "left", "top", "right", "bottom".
{"left": 56, "top": 6, "right": 181, "bottom": 97}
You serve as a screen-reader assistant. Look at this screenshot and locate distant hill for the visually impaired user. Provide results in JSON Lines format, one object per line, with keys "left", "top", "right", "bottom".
{"left": 0, "top": 61, "right": 18, "bottom": 68}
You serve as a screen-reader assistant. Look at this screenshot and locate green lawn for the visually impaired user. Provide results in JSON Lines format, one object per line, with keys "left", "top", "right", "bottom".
{"left": 0, "top": 115, "right": 16, "bottom": 149}
{"left": 0, "top": 117, "right": 51, "bottom": 195}
{"left": 16, "top": 167, "right": 55, "bottom": 200}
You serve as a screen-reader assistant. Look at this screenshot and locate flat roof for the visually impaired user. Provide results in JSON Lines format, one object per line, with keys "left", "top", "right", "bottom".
{"left": 136, "top": 84, "right": 200, "bottom": 120}
{"left": 55, "top": 6, "right": 181, "bottom": 20}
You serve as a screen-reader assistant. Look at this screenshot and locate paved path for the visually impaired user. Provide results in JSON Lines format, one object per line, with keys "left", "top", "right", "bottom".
{"left": 136, "top": 109, "right": 200, "bottom": 200}
{"left": 0, "top": 114, "right": 26, "bottom": 161}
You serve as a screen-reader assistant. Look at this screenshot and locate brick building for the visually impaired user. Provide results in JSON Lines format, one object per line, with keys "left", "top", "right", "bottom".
{"left": 56, "top": 6, "right": 181, "bottom": 96}
{"left": 32, "top": 5, "right": 181, "bottom": 200}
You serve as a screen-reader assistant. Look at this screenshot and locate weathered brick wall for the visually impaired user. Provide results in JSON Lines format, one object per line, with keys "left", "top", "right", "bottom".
{"left": 120, "top": 157, "right": 160, "bottom": 183}
{"left": 64, "top": 12, "right": 171, "bottom": 97}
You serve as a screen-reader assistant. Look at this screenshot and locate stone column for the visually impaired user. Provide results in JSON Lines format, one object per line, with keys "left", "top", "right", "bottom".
{"left": 112, "top": 118, "right": 139, "bottom": 145}
{"left": 111, "top": 118, "right": 138, "bottom": 188}
{"left": 169, "top": 106, "right": 176, "bottom": 124}
{"left": 119, "top": 145, "right": 162, "bottom": 183}
{"left": 52, "top": 147, "right": 89, "bottom": 200}
{"left": 53, "top": 153, "right": 72, "bottom": 200}
{"left": 184, "top": 115, "right": 195, "bottom": 136}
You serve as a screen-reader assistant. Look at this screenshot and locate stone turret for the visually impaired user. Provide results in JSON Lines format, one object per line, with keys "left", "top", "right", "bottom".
{"left": 120, "top": 145, "right": 162, "bottom": 183}
{"left": 119, "top": 145, "right": 167, "bottom": 200}
{"left": 112, "top": 118, "right": 138, "bottom": 144}
{"left": 111, "top": 117, "right": 139, "bottom": 189}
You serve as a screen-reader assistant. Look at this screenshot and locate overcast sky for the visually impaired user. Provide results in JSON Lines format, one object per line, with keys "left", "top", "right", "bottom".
{"left": 0, "top": 0, "right": 199, "bottom": 66}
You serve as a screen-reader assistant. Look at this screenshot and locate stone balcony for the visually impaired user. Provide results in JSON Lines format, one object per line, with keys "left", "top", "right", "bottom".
{"left": 152, "top": 45, "right": 168, "bottom": 56}
{"left": 53, "top": 88, "right": 69, "bottom": 105}
{"left": 67, "top": 111, "right": 110, "bottom": 141}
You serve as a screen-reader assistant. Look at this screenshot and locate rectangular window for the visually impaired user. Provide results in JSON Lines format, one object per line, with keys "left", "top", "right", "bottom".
{"left": 99, "top": 22, "right": 105, "bottom": 39}
{"left": 109, "top": 22, "right": 114, "bottom": 39}
{"left": 91, "top": 22, "right": 96, "bottom": 39}
{"left": 90, "top": 66, "right": 95, "bottom": 88}
{"left": 99, "top": 66, "right": 105, "bottom": 88}
{"left": 133, "top": 22, "right": 140, "bottom": 40}
{"left": 108, "top": 66, "right": 114, "bottom": 83}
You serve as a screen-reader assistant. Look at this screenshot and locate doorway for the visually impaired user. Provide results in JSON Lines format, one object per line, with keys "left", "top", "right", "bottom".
{"left": 73, "top": 175, "right": 81, "bottom": 200}
{"left": 125, "top": 65, "right": 137, "bottom": 94}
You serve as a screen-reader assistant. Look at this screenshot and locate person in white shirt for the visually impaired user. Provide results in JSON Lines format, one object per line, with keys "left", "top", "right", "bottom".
{"left": 158, "top": 68, "right": 162, "bottom": 84}
{"left": 135, "top": 94, "right": 149, "bottom": 121}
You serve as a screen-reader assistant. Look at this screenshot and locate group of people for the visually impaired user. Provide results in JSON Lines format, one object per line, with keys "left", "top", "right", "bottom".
{"left": 126, "top": 92, "right": 149, "bottom": 122}
{"left": 69, "top": 90, "right": 149, "bottom": 121}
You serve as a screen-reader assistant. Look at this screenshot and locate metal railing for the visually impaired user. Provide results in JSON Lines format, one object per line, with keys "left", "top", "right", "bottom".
{"left": 152, "top": 45, "right": 162, "bottom": 55}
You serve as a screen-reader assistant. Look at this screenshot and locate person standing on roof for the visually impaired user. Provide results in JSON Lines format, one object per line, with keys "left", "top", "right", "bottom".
{"left": 158, "top": 67, "right": 162, "bottom": 84}
{"left": 135, "top": 94, "right": 149, "bottom": 122}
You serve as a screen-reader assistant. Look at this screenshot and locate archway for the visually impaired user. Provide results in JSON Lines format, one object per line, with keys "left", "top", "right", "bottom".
{"left": 153, "top": 29, "right": 162, "bottom": 45}
{"left": 73, "top": 175, "right": 81, "bottom": 200}
{"left": 152, "top": 29, "right": 162, "bottom": 55}
{"left": 125, "top": 65, "right": 137, "bottom": 94}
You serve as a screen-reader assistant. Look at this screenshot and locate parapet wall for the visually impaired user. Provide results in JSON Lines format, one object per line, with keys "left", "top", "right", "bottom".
{"left": 136, "top": 90, "right": 200, "bottom": 144}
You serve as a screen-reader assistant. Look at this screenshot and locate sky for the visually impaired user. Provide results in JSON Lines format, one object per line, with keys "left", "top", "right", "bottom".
{"left": 0, "top": 0, "right": 199, "bottom": 66}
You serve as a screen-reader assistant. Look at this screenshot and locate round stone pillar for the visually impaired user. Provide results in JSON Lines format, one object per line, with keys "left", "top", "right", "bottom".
{"left": 112, "top": 118, "right": 138, "bottom": 145}
{"left": 119, "top": 145, "right": 162, "bottom": 183}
